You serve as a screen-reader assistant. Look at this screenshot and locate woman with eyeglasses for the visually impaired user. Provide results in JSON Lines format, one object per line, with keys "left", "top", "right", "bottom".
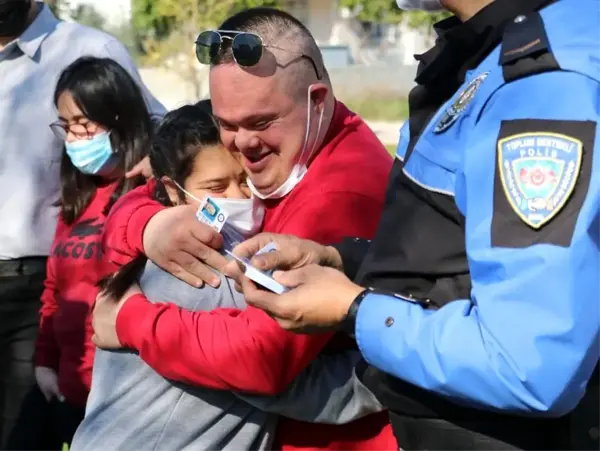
{"left": 31, "top": 56, "right": 153, "bottom": 448}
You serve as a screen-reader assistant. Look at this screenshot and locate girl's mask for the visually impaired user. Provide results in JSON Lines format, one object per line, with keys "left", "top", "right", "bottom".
{"left": 174, "top": 182, "right": 265, "bottom": 239}
{"left": 64, "top": 132, "right": 118, "bottom": 176}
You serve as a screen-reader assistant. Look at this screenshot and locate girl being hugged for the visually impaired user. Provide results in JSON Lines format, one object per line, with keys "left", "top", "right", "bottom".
{"left": 33, "top": 56, "right": 154, "bottom": 447}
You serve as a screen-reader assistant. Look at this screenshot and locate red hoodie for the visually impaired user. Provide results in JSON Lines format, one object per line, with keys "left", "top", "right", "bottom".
{"left": 35, "top": 182, "right": 119, "bottom": 408}
{"left": 102, "top": 101, "right": 397, "bottom": 450}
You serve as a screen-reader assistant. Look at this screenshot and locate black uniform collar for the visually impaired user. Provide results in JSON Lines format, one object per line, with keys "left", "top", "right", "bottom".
{"left": 415, "top": 0, "right": 556, "bottom": 85}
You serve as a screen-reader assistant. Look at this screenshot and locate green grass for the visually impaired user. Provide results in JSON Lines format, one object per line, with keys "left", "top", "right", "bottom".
{"left": 342, "top": 94, "right": 409, "bottom": 122}
{"left": 385, "top": 144, "right": 396, "bottom": 156}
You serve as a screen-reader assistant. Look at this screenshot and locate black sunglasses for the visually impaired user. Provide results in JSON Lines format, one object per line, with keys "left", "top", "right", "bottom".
{"left": 195, "top": 30, "right": 322, "bottom": 80}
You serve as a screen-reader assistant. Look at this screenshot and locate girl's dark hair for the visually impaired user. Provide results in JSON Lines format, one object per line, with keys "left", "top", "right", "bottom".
{"left": 100, "top": 100, "right": 221, "bottom": 300}
{"left": 54, "top": 56, "right": 153, "bottom": 225}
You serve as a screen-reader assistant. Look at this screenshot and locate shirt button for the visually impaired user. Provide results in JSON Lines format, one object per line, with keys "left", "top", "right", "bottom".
{"left": 385, "top": 317, "right": 394, "bottom": 327}
{"left": 589, "top": 427, "right": 599, "bottom": 440}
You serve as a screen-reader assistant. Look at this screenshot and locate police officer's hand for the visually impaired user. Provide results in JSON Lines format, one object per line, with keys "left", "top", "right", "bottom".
{"left": 223, "top": 233, "right": 344, "bottom": 285}
{"left": 143, "top": 205, "right": 227, "bottom": 288}
{"left": 91, "top": 284, "right": 141, "bottom": 349}
{"left": 241, "top": 264, "right": 363, "bottom": 334}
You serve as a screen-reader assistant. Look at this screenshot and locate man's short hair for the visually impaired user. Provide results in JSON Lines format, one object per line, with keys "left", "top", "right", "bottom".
{"left": 213, "top": 7, "right": 330, "bottom": 88}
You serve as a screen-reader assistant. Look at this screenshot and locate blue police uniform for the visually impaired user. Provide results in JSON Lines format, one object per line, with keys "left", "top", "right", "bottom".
{"left": 335, "top": 0, "right": 599, "bottom": 448}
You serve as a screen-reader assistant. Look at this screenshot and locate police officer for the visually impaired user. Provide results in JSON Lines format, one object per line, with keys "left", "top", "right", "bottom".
{"left": 227, "top": 0, "right": 600, "bottom": 449}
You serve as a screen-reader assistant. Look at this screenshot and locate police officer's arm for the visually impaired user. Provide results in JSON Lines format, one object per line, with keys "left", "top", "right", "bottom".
{"left": 355, "top": 70, "right": 600, "bottom": 415}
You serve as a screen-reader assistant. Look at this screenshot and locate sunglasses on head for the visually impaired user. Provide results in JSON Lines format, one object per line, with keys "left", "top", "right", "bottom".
{"left": 195, "top": 30, "right": 322, "bottom": 80}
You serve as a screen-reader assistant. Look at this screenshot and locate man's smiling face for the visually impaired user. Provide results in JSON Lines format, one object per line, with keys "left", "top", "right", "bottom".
{"left": 210, "top": 62, "right": 310, "bottom": 196}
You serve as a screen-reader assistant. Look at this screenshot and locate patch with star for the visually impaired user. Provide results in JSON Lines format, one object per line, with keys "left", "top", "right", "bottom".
{"left": 434, "top": 72, "right": 489, "bottom": 134}
{"left": 492, "top": 119, "right": 595, "bottom": 248}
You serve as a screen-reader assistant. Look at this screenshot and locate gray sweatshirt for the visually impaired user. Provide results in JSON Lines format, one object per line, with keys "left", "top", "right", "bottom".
{"left": 71, "top": 261, "right": 382, "bottom": 451}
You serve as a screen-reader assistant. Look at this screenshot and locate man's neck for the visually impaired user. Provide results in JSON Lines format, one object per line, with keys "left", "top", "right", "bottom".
{"left": 0, "top": 1, "right": 39, "bottom": 51}
{"left": 442, "top": 0, "right": 494, "bottom": 21}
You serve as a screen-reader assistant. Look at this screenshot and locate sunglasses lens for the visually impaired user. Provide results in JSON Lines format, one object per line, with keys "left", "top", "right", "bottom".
{"left": 196, "top": 31, "right": 221, "bottom": 64}
{"left": 232, "top": 33, "right": 263, "bottom": 67}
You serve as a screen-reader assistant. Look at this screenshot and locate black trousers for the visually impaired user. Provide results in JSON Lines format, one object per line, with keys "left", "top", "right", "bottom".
{"left": 6, "top": 385, "right": 84, "bottom": 450}
{"left": 388, "top": 411, "right": 570, "bottom": 450}
{"left": 0, "top": 258, "right": 47, "bottom": 449}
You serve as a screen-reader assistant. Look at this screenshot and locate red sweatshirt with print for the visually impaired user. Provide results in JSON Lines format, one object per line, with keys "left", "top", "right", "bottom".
{"left": 35, "top": 183, "right": 119, "bottom": 408}
{"left": 102, "top": 101, "right": 397, "bottom": 450}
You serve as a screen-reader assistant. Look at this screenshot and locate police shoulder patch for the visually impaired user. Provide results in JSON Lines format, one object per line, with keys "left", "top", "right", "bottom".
{"left": 492, "top": 119, "right": 596, "bottom": 248}
{"left": 434, "top": 72, "right": 489, "bottom": 134}
{"left": 497, "top": 132, "right": 583, "bottom": 229}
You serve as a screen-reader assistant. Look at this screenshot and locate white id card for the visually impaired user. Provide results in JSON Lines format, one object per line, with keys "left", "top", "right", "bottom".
{"left": 225, "top": 249, "right": 288, "bottom": 295}
{"left": 196, "top": 196, "right": 229, "bottom": 232}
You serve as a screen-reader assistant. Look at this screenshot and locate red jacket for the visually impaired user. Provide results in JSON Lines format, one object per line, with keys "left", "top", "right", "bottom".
{"left": 35, "top": 182, "right": 119, "bottom": 408}
{"left": 103, "top": 101, "right": 397, "bottom": 450}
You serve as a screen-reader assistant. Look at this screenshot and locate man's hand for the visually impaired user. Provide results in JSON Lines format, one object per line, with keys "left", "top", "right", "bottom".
{"left": 35, "top": 366, "right": 64, "bottom": 402}
{"left": 223, "top": 233, "right": 343, "bottom": 284}
{"left": 241, "top": 264, "right": 363, "bottom": 333}
{"left": 126, "top": 156, "right": 153, "bottom": 179}
{"left": 144, "top": 205, "right": 227, "bottom": 288}
{"left": 92, "top": 284, "right": 141, "bottom": 349}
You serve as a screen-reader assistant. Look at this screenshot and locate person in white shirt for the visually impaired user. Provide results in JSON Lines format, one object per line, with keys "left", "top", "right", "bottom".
{"left": 0, "top": 1, "right": 165, "bottom": 448}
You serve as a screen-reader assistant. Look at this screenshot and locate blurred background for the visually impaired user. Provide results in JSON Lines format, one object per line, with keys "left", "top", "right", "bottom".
{"left": 45, "top": 0, "right": 449, "bottom": 150}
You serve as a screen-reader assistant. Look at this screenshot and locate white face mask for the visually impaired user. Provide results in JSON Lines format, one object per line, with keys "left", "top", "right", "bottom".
{"left": 395, "top": 0, "right": 444, "bottom": 11}
{"left": 247, "top": 84, "right": 325, "bottom": 200}
{"left": 173, "top": 182, "right": 265, "bottom": 237}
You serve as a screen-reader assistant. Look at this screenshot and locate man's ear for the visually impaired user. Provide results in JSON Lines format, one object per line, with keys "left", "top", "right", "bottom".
{"left": 310, "top": 83, "right": 329, "bottom": 114}
{"left": 161, "top": 177, "right": 181, "bottom": 206}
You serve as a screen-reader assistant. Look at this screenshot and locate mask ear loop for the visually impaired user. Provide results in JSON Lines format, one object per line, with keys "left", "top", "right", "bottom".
{"left": 298, "top": 85, "right": 325, "bottom": 173}
{"left": 294, "top": 85, "right": 314, "bottom": 170}
{"left": 173, "top": 181, "right": 203, "bottom": 204}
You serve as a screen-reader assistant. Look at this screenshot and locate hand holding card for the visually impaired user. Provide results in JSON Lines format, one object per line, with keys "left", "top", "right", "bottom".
{"left": 225, "top": 247, "right": 288, "bottom": 294}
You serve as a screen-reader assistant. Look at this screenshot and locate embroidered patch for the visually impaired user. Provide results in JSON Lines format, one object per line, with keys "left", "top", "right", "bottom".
{"left": 434, "top": 72, "right": 489, "bottom": 134}
{"left": 497, "top": 132, "right": 583, "bottom": 229}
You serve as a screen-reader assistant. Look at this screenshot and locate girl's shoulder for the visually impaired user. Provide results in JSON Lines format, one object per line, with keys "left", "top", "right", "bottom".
{"left": 139, "top": 260, "right": 247, "bottom": 311}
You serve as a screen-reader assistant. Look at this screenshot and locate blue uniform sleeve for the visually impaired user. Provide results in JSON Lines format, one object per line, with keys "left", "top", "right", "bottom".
{"left": 355, "top": 70, "right": 600, "bottom": 416}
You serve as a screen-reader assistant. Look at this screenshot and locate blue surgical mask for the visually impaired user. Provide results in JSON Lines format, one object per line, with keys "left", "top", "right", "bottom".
{"left": 64, "top": 132, "right": 118, "bottom": 175}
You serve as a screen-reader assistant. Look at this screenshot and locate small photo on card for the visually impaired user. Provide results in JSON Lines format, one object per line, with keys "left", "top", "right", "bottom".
{"left": 196, "top": 196, "right": 229, "bottom": 232}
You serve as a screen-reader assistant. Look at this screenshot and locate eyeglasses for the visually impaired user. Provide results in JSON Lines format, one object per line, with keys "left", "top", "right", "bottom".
{"left": 195, "top": 30, "right": 322, "bottom": 80}
{"left": 49, "top": 120, "right": 100, "bottom": 141}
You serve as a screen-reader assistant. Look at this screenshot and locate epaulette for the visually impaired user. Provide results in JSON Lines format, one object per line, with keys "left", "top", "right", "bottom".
{"left": 499, "top": 11, "right": 561, "bottom": 83}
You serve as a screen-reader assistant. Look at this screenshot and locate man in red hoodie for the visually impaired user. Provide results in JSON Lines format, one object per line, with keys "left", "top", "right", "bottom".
{"left": 93, "top": 8, "right": 396, "bottom": 450}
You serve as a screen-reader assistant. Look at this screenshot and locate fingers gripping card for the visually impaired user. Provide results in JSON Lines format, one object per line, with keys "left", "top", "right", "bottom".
{"left": 254, "top": 243, "right": 278, "bottom": 276}
{"left": 256, "top": 242, "right": 278, "bottom": 256}
{"left": 225, "top": 250, "right": 288, "bottom": 294}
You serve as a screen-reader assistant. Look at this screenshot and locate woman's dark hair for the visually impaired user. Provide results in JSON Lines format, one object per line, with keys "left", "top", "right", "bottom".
{"left": 54, "top": 56, "right": 154, "bottom": 225}
{"left": 100, "top": 100, "right": 221, "bottom": 300}
{"left": 151, "top": 99, "right": 220, "bottom": 205}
